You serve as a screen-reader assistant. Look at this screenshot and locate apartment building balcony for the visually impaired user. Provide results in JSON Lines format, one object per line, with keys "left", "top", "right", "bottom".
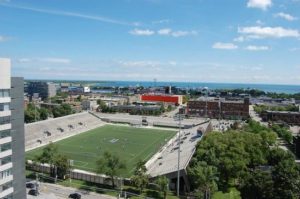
{"left": 0, "top": 98, "right": 10, "bottom": 104}
{"left": 0, "top": 174, "right": 13, "bottom": 186}
{"left": 0, "top": 137, "right": 11, "bottom": 145}
{"left": 0, "top": 149, "right": 12, "bottom": 159}
{"left": 0, "top": 186, "right": 13, "bottom": 198}
{"left": 0, "top": 123, "right": 11, "bottom": 132}
{"left": 0, "top": 163, "right": 12, "bottom": 173}
{"left": 0, "top": 110, "right": 11, "bottom": 118}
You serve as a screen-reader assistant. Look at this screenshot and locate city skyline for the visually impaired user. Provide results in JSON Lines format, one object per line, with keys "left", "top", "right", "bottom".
{"left": 0, "top": 0, "right": 300, "bottom": 84}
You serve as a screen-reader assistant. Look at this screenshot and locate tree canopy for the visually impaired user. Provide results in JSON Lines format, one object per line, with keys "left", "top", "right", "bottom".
{"left": 96, "top": 151, "right": 126, "bottom": 188}
{"left": 188, "top": 119, "right": 300, "bottom": 198}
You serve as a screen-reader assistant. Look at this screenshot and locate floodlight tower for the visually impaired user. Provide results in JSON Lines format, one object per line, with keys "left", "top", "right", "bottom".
{"left": 174, "top": 111, "right": 184, "bottom": 197}
{"left": 204, "top": 87, "right": 208, "bottom": 118}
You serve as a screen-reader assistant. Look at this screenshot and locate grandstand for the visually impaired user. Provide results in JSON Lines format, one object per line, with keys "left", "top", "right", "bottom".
{"left": 25, "top": 112, "right": 104, "bottom": 151}
{"left": 146, "top": 122, "right": 212, "bottom": 192}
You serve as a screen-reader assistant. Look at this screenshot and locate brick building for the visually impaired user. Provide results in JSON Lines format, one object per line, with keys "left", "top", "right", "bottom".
{"left": 261, "top": 111, "right": 300, "bottom": 125}
{"left": 187, "top": 97, "right": 249, "bottom": 120}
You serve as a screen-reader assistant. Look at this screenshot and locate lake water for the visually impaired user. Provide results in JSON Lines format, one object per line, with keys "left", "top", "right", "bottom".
{"left": 94, "top": 81, "right": 300, "bottom": 94}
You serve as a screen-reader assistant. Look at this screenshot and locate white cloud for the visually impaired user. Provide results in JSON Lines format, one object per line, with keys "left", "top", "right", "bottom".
{"left": 256, "top": 20, "right": 264, "bottom": 25}
{"left": 245, "top": 45, "right": 270, "bottom": 51}
{"left": 247, "top": 0, "right": 272, "bottom": 10}
{"left": 238, "top": 26, "right": 300, "bottom": 39}
{"left": 171, "top": 30, "right": 197, "bottom": 37}
{"left": 251, "top": 66, "right": 263, "bottom": 71}
{"left": 0, "top": 35, "right": 10, "bottom": 42}
{"left": 129, "top": 29, "right": 155, "bottom": 36}
{"left": 233, "top": 36, "right": 245, "bottom": 42}
{"left": 39, "top": 58, "right": 71, "bottom": 64}
{"left": 152, "top": 19, "right": 171, "bottom": 24}
{"left": 18, "top": 57, "right": 71, "bottom": 64}
{"left": 119, "top": 60, "right": 161, "bottom": 67}
{"left": 275, "top": 12, "right": 297, "bottom": 21}
{"left": 212, "top": 42, "right": 238, "bottom": 50}
{"left": 290, "top": 47, "right": 300, "bottom": 51}
{"left": 157, "top": 28, "right": 172, "bottom": 35}
{"left": 130, "top": 28, "right": 197, "bottom": 37}
{"left": 168, "top": 61, "right": 177, "bottom": 66}
{"left": 18, "top": 58, "right": 31, "bottom": 63}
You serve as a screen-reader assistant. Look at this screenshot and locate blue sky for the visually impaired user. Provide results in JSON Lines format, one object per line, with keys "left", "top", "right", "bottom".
{"left": 0, "top": 0, "right": 300, "bottom": 84}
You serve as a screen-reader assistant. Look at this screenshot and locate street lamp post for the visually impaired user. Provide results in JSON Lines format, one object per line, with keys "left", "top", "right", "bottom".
{"left": 174, "top": 112, "right": 184, "bottom": 197}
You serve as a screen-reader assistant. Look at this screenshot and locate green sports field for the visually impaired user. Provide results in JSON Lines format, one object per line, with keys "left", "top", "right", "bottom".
{"left": 26, "top": 125, "right": 176, "bottom": 177}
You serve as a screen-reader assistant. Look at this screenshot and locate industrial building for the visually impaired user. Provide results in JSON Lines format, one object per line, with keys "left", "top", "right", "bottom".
{"left": 187, "top": 97, "right": 250, "bottom": 120}
{"left": 0, "top": 58, "right": 26, "bottom": 199}
{"left": 261, "top": 110, "right": 300, "bottom": 125}
{"left": 140, "top": 94, "right": 183, "bottom": 105}
{"left": 27, "top": 81, "right": 57, "bottom": 100}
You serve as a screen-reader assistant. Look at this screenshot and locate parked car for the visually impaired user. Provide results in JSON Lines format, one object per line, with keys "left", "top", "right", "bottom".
{"left": 26, "top": 182, "right": 36, "bottom": 189}
{"left": 69, "top": 193, "right": 81, "bottom": 199}
{"left": 28, "top": 189, "right": 39, "bottom": 196}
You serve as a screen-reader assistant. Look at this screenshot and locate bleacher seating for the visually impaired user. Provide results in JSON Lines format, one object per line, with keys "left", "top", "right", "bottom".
{"left": 25, "top": 112, "right": 103, "bottom": 151}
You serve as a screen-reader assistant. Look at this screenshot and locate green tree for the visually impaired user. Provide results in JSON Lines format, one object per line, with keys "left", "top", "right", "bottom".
{"left": 54, "top": 154, "right": 72, "bottom": 179}
{"left": 35, "top": 143, "right": 58, "bottom": 177}
{"left": 25, "top": 103, "right": 40, "bottom": 123}
{"left": 131, "top": 160, "right": 149, "bottom": 194}
{"left": 96, "top": 151, "right": 126, "bottom": 188}
{"left": 188, "top": 162, "right": 218, "bottom": 199}
{"left": 52, "top": 104, "right": 73, "bottom": 118}
{"left": 239, "top": 170, "right": 274, "bottom": 199}
{"left": 25, "top": 109, "right": 38, "bottom": 123}
{"left": 39, "top": 107, "right": 49, "bottom": 120}
{"left": 156, "top": 176, "right": 169, "bottom": 199}
{"left": 268, "top": 149, "right": 300, "bottom": 199}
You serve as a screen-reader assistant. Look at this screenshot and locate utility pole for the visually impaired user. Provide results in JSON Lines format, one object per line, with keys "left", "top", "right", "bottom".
{"left": 34, "top": 100, "right": 37, "bottom": 122}
{"left": 219, "top": 98, "right": 221, "bottom": 132}
{"left": 35, "top": 172, "right": 39, "bottom": 194}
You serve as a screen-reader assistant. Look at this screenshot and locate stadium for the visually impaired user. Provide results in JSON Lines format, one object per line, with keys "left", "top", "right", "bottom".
{"left": 25, "top": 112, "right": 212, "bottom": 192}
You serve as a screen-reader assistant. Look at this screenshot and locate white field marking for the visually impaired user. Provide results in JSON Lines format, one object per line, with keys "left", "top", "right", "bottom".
{"left": 128, "top": 132, "right": 169, "bottom": 169}
{"left": 74, "top": 160, "right": 89, "bottom": 167}
{"left": 110, "top": 138, "right": 119, "bottom": 143}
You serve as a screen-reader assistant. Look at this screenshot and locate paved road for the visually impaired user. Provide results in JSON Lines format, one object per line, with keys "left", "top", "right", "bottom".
{"left": 163, "top": 106, "right": 180, "bottom": 118}
{"left": 249, "top": 105, "right": 268, "bottom": 126}
{"left": 27, "top": 182, "right": 116, "bottom": 199}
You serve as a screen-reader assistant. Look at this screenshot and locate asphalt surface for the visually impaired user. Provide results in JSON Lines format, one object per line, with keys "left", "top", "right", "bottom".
{"left": 249, "top": 105, "right": 268, "bottom": 126}
{"left": 27, "top": 181, "right": 116, "bottom": 199}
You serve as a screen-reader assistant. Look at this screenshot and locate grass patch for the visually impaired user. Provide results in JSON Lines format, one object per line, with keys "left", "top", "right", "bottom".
{"left": 213, "top": 187, "right": 241, "bottom": 199}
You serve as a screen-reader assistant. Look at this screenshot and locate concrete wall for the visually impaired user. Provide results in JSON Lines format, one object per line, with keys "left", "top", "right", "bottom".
{"left": 27, "top": 163, "right": 123, "bottom": 188}
{"left": 11, "top": 77, "right": 26, "bottom": 199}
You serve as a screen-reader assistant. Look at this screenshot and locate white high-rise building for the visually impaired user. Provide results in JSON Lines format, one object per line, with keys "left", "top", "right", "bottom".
{"left": 0, "top": 58, "right": 14, "bottom": 199}
{"left": 0, "top": 58, "right": 26, "bottom": 199}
